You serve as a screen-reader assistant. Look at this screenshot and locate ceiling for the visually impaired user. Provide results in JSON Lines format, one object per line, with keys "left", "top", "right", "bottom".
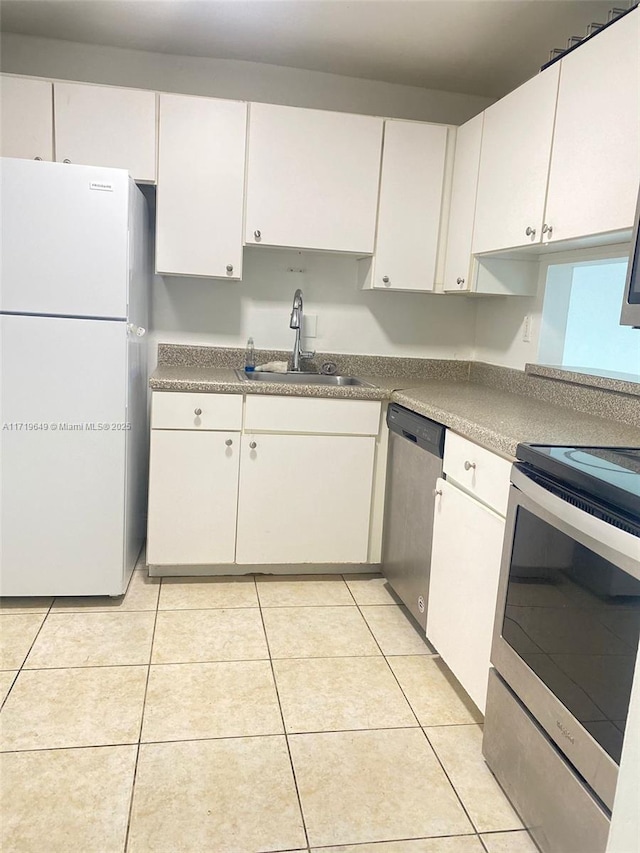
{"left": 0, "top": 0, "right": 623, "bottom": 98}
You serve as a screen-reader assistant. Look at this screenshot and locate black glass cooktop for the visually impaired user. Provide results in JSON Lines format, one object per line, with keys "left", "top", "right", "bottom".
{"left": 516, "top": 445, "right": 640, "bottom": 521}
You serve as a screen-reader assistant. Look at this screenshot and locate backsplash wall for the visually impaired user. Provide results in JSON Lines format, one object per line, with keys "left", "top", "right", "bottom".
{"left": 148, "top": 247, "right": 477, "bottom": 372}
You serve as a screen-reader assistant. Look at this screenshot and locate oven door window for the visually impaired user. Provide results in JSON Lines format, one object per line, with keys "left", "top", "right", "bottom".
{"left": 503, "top": 506, "right": 640, "bottom": 763}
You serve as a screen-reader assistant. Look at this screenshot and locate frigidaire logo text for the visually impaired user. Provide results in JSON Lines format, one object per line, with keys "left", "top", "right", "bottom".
{"left": 556, "top": 721, "right": 575, "bottom": 744}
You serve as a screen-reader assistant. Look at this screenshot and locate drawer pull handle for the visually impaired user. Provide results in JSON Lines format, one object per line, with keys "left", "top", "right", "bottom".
{"left": 249, "top": 441, "right": 257, "bottom": 449}
{"left": 464, "top": 460, "right": 476, "bottom": 471}
{"left": 194, "top": 408, "right": 202, "bottom": 416}
{"left": 225, "top": 438, "right": 233, "bottom": 447}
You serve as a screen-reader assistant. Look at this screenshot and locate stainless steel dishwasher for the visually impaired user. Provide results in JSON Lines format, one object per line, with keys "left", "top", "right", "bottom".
{"left": 381, "top": 404, "right": 445, "bottom": 630}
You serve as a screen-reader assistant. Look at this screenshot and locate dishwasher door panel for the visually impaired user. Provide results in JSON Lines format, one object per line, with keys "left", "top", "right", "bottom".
{"left": 381, "top": 431, "right": 442, "bottom": 630}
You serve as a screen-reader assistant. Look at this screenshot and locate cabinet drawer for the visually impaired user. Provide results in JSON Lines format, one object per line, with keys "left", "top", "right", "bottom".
{"left": 443, "top": 431, "right": 511, "bottom": 516}
{"left": 151, "top": 392, "right": 243, "bottom": 431}
{"left": 244, "top": 395, "right": 381, "bottom": 435}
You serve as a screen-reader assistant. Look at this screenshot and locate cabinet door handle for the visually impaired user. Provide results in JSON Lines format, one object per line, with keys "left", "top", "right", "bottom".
{"left": 464, "top": 460, "right": 476, "bottom": 471}
{"left": 225, "top": 438, "right": 233, "bottom": 446}
{"left": 194, "top": 408, "right": 202, "bottom": 416}
{"left": 456, "top": 277, "right": 465, "bottom": 286}
{"left": 34, "top": 156, "right": 42, "bottom": 161}
{"left": 434, "top": 488, "right": 443, "bottom": 497}
{"left": 249, "top": 441, "right": 257, "bottom": 449}
{"left": 382, "top": 275, "right": 390, "bottom": 284}
{"left": 542, "top": 223, "right": 553, "bottom": 237}
{"left": 226, "top": 264, "right": 234, "bottom": 273}
{"left": 253, "top": 230, "right": 261, "bottom": 240}
{"left": 63, "top": 158, "right": 71, "bottom": 164}
{"left": 525, "top": 226, "right": 536, "bottom": 237}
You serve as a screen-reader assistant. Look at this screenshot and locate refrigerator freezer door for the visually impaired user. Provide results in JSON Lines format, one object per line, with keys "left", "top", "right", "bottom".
{"left": 0, "top": 158, "right": 129, "bottom": 319}
{"left": 0, "top": 314, "right": 128, "bottom": 596}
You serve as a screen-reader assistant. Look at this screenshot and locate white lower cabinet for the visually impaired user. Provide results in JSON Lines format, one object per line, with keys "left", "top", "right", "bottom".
{"left": 427, "top": 477, "right": 505, "bottom": 713}
{"left": 235, "top": 433, "right": 376, "bottom": 564}
{"left": 147, "top": 429, "right": 240, "bottom": 566}
{"left": 146, "top": 392, "right": 380, "bottom": 568}
{"left": 428, "top": 429, "right": 512, "bottom": 714}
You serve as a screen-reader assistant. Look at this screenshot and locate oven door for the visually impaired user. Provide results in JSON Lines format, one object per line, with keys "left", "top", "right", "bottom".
{"left": 491, "top": 465, "right": 640, "bottom": 812}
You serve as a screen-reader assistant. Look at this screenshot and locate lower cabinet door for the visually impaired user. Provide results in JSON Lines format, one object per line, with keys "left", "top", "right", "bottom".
{"left": 236, "top": 433, "right": 376, "bottom": 564}
{"left": 426, "top": 478, "right": 505, "bottom": 713}
{"left": 147, "top": 430, "right": 240, "bottom": 565}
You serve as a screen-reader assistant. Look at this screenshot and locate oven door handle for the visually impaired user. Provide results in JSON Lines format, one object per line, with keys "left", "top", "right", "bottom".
{"left": 511, "top": 466, "right": 640, "bottom": 579}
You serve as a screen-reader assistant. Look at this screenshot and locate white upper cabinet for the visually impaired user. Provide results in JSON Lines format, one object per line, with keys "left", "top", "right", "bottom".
{"left": 443, "top": 112, "right": 483, "bottom": 292}
{"left": 156, "top": 94, "right": 247, "bottom": 279}
{"left": 544, "top": 10, "right": 640, "bottom": 242}
{"left": 54, "top": 82, "right": 157, "bottom": 182}
{"left": 0, "top": 76, "right": 53, "bottom": 161}
{"left": 245, "top": 102, "right": 383, "bottom": 253}
{"left": 472, "top": 64, "right": 560, "bottom": 255}
{"left": 365, "top": 119, "right": 449, "bottom": 291}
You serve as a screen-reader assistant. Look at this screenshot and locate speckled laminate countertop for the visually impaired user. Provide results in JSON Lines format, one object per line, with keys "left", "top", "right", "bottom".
{"left": 150, "top": 346, "right": 640, "bottom": 458}
{"left": 392, "top": 382, "right": 640, "bottom": 458}
{"left": 149, "top": 365, "right": 406, "bottom": 400}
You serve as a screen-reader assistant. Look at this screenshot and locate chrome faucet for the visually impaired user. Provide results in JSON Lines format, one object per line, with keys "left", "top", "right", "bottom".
{"left": 289, "top": 288, "right": 315, "bottom": 371}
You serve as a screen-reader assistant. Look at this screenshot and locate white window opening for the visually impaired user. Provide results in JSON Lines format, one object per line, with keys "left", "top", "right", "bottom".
{"left": 538, "top": 256, "right": 640, "bottom": 382}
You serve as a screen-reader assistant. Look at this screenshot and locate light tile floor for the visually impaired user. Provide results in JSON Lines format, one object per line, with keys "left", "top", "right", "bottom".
{"left": 0, "top": 565, "right": 538, "bottom": 853}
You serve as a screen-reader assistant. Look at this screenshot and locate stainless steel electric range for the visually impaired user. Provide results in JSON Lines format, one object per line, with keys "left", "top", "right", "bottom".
{"left": 483, "top": 445, "right": 640, "bottom": 853}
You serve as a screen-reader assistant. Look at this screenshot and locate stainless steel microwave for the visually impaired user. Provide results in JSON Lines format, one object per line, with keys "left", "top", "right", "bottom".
{"left": 620, "top": 187, "right": 640, "bottom": 327}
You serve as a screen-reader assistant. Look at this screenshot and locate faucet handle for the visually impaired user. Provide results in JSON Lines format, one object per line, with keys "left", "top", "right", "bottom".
{"left": 301, "top": 348, "right": 315, "bottom": 360}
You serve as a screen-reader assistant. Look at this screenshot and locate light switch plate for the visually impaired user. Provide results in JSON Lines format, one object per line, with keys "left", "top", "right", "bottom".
{"left": 303, "top": 314, "right": 318, "bottom": 338}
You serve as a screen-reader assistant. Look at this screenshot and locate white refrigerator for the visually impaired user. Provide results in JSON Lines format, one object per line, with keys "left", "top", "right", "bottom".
{"left": 0, "top": 158, "right": 150, "bottom": 596}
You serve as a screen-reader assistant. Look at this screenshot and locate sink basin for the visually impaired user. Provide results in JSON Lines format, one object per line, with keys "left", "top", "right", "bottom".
{"left": 235, "top": 369, "right": 373, "bottom": 387}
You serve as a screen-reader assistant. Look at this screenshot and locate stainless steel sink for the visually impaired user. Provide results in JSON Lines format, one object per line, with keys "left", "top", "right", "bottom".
{"left": 235, "top": 369, "right": 373, "bottom": 387}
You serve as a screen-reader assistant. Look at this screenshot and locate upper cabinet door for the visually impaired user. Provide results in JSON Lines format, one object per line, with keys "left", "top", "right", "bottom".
{"left": 443, "top": 112, "right": 483, "bottom": 292}
{"left": 369, "top": 120, "right": 448, "bottom": 291}
{"left": 156, "top": 94, "right": 247, "bottom": 279}
{"left": 472, "top": 64, "right": 560, "bottom": 255}
{"left": 544, "top": 11, "right": 640, "bottom": 243}
{"left": 245, "top": 103, "right": 383, "bottom": 253}
{"left": 0, "top": 76, "right": 53, "bottom": 161}
{"left": 54, "top": 82, "right": 157, "bottom": 182}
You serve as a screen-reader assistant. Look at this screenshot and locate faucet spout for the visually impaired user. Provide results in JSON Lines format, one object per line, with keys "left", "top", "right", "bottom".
{"left": 289, "top": 289, "right": 303, "bottom": 330}
{"left": 289, "top": 288, "right": 315, "bottom": 371}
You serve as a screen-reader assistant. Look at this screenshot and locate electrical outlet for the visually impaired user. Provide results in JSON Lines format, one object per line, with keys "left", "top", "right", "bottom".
{"left": 522, "top": 314, "right": 532, "bottom": 343}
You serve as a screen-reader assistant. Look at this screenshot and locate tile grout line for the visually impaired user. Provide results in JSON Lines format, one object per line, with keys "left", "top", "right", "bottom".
{"left": 341, "top": 574, "right": 486, "bottom": 840}
{"left": 123, "top": 572, "right": 162, "bottom": 853}
{"left": 0, "top": 596, "right": 56, "bottom": 710}
{"left": 255, "top": 575, "right": 312, "bottom": 853}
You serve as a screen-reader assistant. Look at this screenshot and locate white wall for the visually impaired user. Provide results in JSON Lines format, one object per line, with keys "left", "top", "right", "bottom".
{"left": 473, "top": 271, "right": 546, "bottom": 370}
{"left": 0, "top": 32, "right": 493, "bottom": 124}
{"left": 473, "top": 246, "right": 635, "bottom": 371}
{"left": 149, "top": 247, "right": 477, "bottom": 370}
